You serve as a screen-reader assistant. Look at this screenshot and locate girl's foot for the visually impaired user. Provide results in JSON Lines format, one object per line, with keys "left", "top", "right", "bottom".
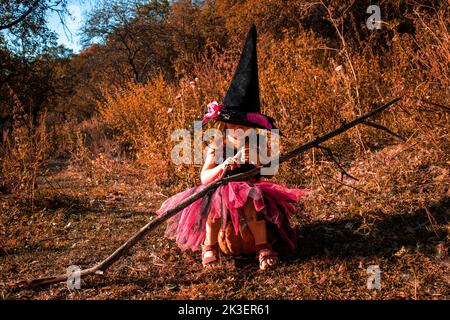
{"left": 202, "top": 243, "right": 220, "bottom": 268}
{"left": 258, "top": 248, "right": 278, "bottom": 270}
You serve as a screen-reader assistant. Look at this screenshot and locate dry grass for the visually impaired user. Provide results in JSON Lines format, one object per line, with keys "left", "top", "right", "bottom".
{"left": 0, "top": 124, "right": 448, "bottom": 299}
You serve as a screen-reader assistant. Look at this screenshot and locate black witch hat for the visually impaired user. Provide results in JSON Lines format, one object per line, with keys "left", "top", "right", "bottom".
{"left": 201, "top": 24, "right": 277, "bottom": 130}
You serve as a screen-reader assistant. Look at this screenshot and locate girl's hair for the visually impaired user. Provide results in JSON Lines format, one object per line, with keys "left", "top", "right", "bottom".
{"left": 203, "top": 120, "right": 226, "bottom": 151}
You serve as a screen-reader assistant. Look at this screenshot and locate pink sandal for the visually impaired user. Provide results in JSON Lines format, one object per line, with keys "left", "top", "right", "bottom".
{"left": 258, "top": 248, "right": 278, "bottom": 270}
{"left": 202, "top": 243, "right": 220, "bottom": 267}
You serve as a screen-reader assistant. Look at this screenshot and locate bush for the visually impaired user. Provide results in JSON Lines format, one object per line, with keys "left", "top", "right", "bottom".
{"left": 97, "top": 1, "right": 448, "bottom": 192}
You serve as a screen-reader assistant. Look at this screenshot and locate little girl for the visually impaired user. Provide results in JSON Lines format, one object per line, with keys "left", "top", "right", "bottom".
{"left": 157, "top": 25, "right": 307, "bottom": 270}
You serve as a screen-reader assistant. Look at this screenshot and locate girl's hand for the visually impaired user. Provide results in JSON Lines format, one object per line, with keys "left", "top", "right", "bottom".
{"left": 238, "top": 146, "right": 250, "bottom": 164}
{"left": 222, "top": 156, "right": 240, "bottom": 171}
{"left": 237, "top": 145, "right": 260, "bottom": 166}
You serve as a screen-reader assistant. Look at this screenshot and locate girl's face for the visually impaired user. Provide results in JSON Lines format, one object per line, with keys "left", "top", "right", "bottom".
{"left": 224, "top": 122, "right": 250, "bottom": 148}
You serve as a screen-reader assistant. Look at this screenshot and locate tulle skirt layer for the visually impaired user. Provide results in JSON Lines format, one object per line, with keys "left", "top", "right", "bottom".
{"left": 156, "top": 179, "right": 307, "bottom": 253}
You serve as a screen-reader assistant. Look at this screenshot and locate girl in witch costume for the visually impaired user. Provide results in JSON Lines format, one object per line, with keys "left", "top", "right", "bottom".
{"left": 157, "top": 25, "right": 307, "bottom": 270}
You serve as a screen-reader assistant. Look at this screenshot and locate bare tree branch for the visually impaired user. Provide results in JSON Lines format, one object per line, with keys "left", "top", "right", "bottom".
{"left": 315, "top": 145, "right": 359, "bottom": 181}
{"left": 0, "top": 0, "right": 42, "bottom": 31}
{"left": 362, "top": 121, "right": 406, "bottom": 141}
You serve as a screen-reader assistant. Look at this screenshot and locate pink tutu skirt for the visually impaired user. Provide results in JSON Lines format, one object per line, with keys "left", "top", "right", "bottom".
{"left": 157, "top": 178, "right": 307, "bottom": 253}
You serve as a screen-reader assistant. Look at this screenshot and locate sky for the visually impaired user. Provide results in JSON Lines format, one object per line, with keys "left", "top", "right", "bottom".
{"left": 47, "top": 0, "right": 95, "bottom": 53}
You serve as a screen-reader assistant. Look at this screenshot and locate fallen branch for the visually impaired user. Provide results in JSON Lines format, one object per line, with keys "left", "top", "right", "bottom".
{"left": 17, "top": 97, "right": 401, "bottom": 288}
{"left": 362, "top": 121, "right": 406, "bottom": 141}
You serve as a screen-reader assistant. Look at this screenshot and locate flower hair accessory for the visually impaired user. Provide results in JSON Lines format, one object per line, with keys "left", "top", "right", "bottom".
{"left": 202, "top": 101, "right": 224, "bottom": 124}
{"left": 246, "top": 112, "right": 273, "bottom": 129}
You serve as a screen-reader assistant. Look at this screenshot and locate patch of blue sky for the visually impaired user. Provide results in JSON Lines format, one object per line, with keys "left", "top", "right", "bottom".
{"left": 47, "top": 0, "right": 94, "bottom": 53}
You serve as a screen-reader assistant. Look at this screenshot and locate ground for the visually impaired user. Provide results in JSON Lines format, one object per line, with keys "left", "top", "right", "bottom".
{"left": 1, "top": 142, "right": 449, "bottom": 299}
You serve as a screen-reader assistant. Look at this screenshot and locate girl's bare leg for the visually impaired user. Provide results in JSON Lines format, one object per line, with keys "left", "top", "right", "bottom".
{"left": 204, "top": 215, "right": 221, "bottom": 245}
{"left": 202, "top": 215, "right": 221, "bottom": 266}
{"left": 243, "top": 202, "right": 278, "bottom": 270}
